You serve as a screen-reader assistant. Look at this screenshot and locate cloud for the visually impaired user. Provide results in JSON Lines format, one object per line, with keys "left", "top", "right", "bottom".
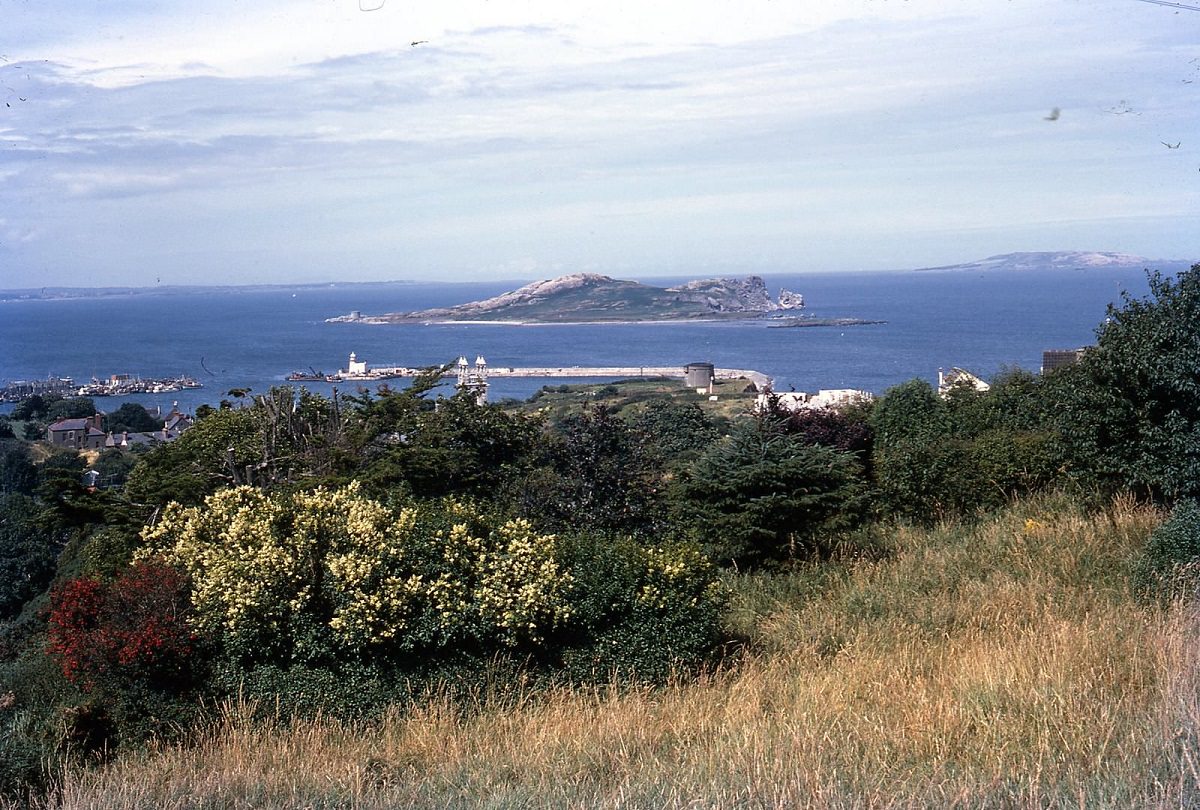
{"left": 1, "top": 0, "right": 1197, "bottom": 287}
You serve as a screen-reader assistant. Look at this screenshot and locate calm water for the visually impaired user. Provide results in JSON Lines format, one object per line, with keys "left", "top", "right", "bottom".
{"left": 0, "top": 269, "right": 1152, "bottom": 414}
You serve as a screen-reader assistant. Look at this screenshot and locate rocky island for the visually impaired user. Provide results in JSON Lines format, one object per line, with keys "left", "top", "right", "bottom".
{"left": 326, "top": 273, "right": 806, "bottom": 324}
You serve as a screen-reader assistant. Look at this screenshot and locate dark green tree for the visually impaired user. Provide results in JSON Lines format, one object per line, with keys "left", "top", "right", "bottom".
{"left": 91, "top": 449, "right": 139, "bottom": 490}
{"left": 625, "top": 400, "right": 719, "bottom": 462}
{"left": 868, "top": 379, "right": 971, "bottom": 522}
{"left": 10, "top": 394, "right": 51, "bottom": 422}
{"left": 124, "top": 407, "right": 261, "bottom": 506}
{"left": 518, "top": 406, "right": 662, "bottom": 535}
{"left": 0, "top": 494, "right": 67, "bottom": 619}
{"left": 253, "top": 386, "right": 358, "bottom": 489}
{"left": 45, "top": 397, "right": 98, "bottom": 421}
{"left": 356, "top": 390, "right": 541, "bottom": 500}
{"left": 869, "top": 373, "right": 1064, "bottom": 522}
{"left": 0, "top": 440, "right": 37, "bottom": 496}
{"left": 1056, "top": 264, "right": 1200, "bottom": 501}
{"left": 673, "top": 415, "right": 867, "bottom": 568}
{"left": 105, "top": 403, "right": 163, "bottom": 434}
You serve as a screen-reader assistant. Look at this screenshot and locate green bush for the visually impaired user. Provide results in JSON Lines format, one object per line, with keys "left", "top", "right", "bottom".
{"left": 868, "top": 375, "right": 1068, "bottom": 523}
{"left": 0, "top": 644, "right": 78, "bottom": 799}
{"left": 626, "top": 399, "right": 719, "bottom": 461}
{"left": 204, "top": 660, "right": 408, "bottom": 719}
{"left": 554, "top": 534, "right": 724, "bottom": 683}
{"left": 516, "top": 406, "right": 662, "bottom": 536}
{"left": 1055, "top": 265, "right": 1200, "bottom": 501}
{"left": 1133, "top": 499, "right": 1200, "bottom": 600}
{"left": 673, "top": 417, "right": 868, "bottom": 568}
{"left": 138, "top": 483, "right": 724, "bottom": 694}
{"left": 140, "top": 485, "right": 574, "bottom": 666}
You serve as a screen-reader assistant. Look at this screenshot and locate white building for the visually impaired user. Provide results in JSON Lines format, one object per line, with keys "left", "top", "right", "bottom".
{"left": 456, "top": 355, "right": 489, "bottom": 404}
{"left": 755, "top": 388, "right": 874, "bottom": 413}
{"left": 937, "top": 367, "right": 989, "bottom": 396}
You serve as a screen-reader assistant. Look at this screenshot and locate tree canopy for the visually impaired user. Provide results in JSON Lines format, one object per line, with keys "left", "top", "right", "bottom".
{"left": 1057, "top": 264, "right": 1200, "bottom": 501}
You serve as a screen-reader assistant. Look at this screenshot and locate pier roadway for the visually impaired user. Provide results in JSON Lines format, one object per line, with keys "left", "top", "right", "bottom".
{"left": 485, "top": 366, "right": 772, "bottom": 391}
{"left": 338, "top": 366, "right": 772, "bottom": 390}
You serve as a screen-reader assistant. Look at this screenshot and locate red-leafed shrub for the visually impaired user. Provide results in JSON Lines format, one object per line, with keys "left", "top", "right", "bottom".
{"left": 48, "top": 559, "right": 196, "bottom": 692}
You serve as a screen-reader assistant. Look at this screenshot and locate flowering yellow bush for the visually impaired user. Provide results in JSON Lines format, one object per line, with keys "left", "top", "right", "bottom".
{"left": 637, "top": 544, "right": 722, "bottom": 612}
{"left": 139, "top": 483, "right": 572, "bottom": 658}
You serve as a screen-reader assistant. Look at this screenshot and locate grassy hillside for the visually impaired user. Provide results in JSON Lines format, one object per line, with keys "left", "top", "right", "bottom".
{"left": 508, "top": 377, "right": 759, "bottom": 424}
{"left": 29, "top": 494, "right": 1200, "bottom": 809}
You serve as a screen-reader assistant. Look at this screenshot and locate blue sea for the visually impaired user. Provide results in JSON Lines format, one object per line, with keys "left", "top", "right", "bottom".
{"left": 0, "top": 268, "right": 1155, "bottom": 415}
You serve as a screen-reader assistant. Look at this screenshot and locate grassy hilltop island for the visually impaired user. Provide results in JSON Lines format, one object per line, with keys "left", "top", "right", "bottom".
{"left": 326, "top": 272, "right": 807, "bottom": 323}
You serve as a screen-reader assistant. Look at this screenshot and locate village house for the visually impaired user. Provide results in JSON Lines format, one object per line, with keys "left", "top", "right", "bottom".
{"left": 102, "top": 404, "right": 195, "bottom": 450}
{"left": 46, "top": 414, "right": 107, "bottom": 450}
{"left": 937, "top": 367, "right": 990, "bottom": 396}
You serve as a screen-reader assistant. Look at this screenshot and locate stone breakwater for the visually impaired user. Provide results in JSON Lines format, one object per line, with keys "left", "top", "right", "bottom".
{"left": 318, "top": 365, "right": 771, "bottom": 391}
{"left": 485, "top": 366, "right": 772, "bottom": 390}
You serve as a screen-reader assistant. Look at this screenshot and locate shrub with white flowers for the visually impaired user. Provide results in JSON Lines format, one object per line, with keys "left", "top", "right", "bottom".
{"left": 139, "top": 483, "right": 573, "bottom": 660}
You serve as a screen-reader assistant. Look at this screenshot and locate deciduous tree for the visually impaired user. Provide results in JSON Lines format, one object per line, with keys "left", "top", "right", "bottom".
{"left": 1057, "top": 264, "right": 1200, "bottom": 501}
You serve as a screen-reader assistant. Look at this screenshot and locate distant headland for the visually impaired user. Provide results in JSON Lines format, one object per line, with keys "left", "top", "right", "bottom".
{"left": 909, "top": 251, "right": 1189, "bottom": 274}
{"left": 0, "top": 281, "right": 414, "bottom": 303}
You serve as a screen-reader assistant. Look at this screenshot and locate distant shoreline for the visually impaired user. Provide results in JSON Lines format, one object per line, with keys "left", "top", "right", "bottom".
{"left": 0, "top": 280, "right": 417, "bottom": 303}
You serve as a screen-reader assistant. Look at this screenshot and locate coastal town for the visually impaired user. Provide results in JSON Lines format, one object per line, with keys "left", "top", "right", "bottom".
{"left": 0, "top": 373, "right": 201, "bottom": 403}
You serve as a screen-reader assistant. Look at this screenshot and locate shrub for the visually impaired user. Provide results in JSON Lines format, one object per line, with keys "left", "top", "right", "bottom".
{"left": 626, "top": 400, "right": 719, "bottom": 461}
{"left": 673, "top": 417, "right": 868, "bottom": 568}
{"left": 45, "top": 397, "right": 97, "bottom": 422}
{"left": 47, "top": 560, "right": 197, "bottom": 692}
{"left": 104, "top": 403, "right": 162, "bottom": 434}
{"left": 138, "top": 483, "right": 725, "bottom": 693}
{"left": 0, "top": 440, "right": 36, "bottom": 495}
{"left": 517, "top": 406, "right": 662, "bottom": 536}
{"left": 1132, "top": 499, "right": 1200, "bottom": 599}
{"left": 1056, "top": 265, "right": 1200, "bottom": 501}
{"left": 0, "top": 656, "right": 64, "bottom": 800}
{"left": 868, "top": 376, "right": 1068, "bottom": 523}
{"left": 0, "top": 495, "right": 65, "bottom": 620}
{"left": 45, "top": 559, "right": 199, "bottom": 750}
{"left": 140, "top": 484, "right": 574, "bottom": 665}
{"left": 555, "top": 534, "right": 724, "bottom": 682}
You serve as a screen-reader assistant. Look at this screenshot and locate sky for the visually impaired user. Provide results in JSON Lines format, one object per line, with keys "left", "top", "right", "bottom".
{"left": 1, "top": 0, "right": 1197, "bottom": 287}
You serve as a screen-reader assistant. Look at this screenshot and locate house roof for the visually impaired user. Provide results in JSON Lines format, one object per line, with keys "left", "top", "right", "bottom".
{"left": 48, "top": 418, "right": 91, "bottom": 432}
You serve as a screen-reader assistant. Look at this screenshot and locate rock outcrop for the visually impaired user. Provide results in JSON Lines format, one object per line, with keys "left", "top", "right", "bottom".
{"left": 777, "top": 289, "right": 805, "bottom": 310}
{"left": 663, "top": 276, "right": 778, "bottom": 313}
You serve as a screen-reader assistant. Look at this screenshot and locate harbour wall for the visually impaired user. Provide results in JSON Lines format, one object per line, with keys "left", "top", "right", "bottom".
{"left": 341, "top": 366, "right": 772, "bottom": 390}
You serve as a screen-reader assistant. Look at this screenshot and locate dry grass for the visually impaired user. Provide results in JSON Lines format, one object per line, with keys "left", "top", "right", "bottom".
{"left": 35, "top": 495, "right": 1200, "bottom": 809}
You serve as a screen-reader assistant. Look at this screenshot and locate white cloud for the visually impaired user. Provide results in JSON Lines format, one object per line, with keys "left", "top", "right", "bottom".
{"left": 1, "top": 0, "right": 1197, "bottom": 286}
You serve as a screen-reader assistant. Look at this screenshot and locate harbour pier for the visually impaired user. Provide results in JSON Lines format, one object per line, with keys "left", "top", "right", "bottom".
{"left": 484, "top": 365, "right": 772, "bottom": 391}
{"left": 305, "top": 355, "right": 772, "bottom": 392}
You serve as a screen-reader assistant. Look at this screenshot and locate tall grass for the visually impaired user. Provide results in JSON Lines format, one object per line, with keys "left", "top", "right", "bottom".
{"left": 33, "top": 494, "right": 1200, "bottom": 808}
